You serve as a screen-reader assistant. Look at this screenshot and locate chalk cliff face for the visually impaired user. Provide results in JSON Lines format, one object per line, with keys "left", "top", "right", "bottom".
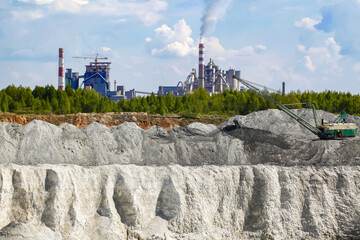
{"left": 0, "top": 109, "right": 359, "bottom": 239}
{"left": 1, "top": 165, "right": 360, "bottom": 240}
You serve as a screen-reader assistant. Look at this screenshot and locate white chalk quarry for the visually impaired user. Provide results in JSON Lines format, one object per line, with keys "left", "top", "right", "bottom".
{"left": 0, "top": 109, "right": 359, "bottom": 239}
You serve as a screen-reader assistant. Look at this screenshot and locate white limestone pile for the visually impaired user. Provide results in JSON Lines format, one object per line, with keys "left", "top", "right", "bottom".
{"left": 0, "top": 109, "right": 359, "bottom": 239}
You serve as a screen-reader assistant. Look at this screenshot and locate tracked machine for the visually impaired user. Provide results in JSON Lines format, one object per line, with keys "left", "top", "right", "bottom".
{"left": 233, "top": 76, "right": 358, "bottom": 139}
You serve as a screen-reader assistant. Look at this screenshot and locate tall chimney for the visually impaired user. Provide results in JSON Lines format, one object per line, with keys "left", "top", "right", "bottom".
{"left": 198, "top": 40, "right": 205, "bottom": 88}
{"left": 282, "top": 82, "right": 285, "bottom": 95}
{"left": 58, "top": 48, "right": 64, "bottom": 91}
{"left": 114, "top": 80, "right": 117, "bottom": 92}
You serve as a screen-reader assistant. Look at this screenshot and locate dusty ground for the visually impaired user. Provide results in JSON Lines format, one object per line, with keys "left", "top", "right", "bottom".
{"left": 0, "top": 112, "right": 226, "bottom": 130}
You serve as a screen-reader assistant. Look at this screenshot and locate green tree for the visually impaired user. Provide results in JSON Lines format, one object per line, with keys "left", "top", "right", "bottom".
{"left": 59, "top": 92, "right": 71, "bottom": 114}
{"left": 157, "top": 96, "right": 168, "bottom": 115}
{"left": 165, "top": 94, "right": 175, "bottom": 112}
{"left": 174, "top": 97, "right": 184, "bottom": 113}
{"left": 117, "top": 98, "right": 128, "bottom": 112}
{"left": 65, "top": 85, "right": 75, "bottom": 97}
{"left": 72, "top": 92, "right": 82, "bottom": 113}
{"left": 50, "top": 97, "right": 59, "bottom": 113}
{"left": 140, "top": 97, "right": 150, "bottom": 112}
{"left": 42, "top": 98, "right": 52, "bottom": 113}
{"left": 32, "top": 98, "right": 42, "bottom": 113}
{"left": 32, "top": 86, "right": 46, "bottom": 99}
{"left": 0, "top": 94, "right": 9, "bottom": 112}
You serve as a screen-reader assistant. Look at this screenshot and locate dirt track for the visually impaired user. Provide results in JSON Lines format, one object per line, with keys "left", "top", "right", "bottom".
{"left": 0, "top": 112, "right": 226, "bottom": 130}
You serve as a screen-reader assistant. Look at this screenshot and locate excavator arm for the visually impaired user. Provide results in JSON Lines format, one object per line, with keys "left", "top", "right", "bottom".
{"left": 233, "top": 76, "right": 326, "bottom": 139}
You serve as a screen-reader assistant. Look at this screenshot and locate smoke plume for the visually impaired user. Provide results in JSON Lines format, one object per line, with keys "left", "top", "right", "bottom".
{"left": 200, "top": 0, "right": 232, "bottom": 38}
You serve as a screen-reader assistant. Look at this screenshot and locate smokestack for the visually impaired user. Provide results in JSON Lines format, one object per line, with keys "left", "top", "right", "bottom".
{"left": 58, "top": 48, "right": 64, "bottom": 91}
{"left": 282, "top": 82, "right": 285, "bottom": 95}
{"left": 198, "top": 40, "right": 205, "bottom": 88}
{"left": 114, "top": 80, "right": 117, "bottom": 92}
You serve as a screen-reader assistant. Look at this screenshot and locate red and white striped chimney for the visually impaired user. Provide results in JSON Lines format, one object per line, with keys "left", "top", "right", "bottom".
{"left": 198, "top": 40, "right": 205, "bottom": 88}
{"left": 58, "top": 48, "right": 64, "bottom": 91}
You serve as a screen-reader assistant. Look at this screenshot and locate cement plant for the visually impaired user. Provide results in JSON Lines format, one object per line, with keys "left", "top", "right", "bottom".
{"left": 57, "top": 39, "right": 245, "bottom": 102}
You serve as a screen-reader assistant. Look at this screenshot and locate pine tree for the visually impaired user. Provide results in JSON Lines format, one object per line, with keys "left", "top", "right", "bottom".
{"left": 59, "top": 92, "right": 71, "bottom": 114}
{"left": 140, "top": 97, "right": 150, "bottom": 112}
{"left": 50, "top": 97, "right": 59, "bottom": 113}
{"left": 0, "top": 94, "right": 9, "bottom": 112}
{"left": 32, "top": 98, "right": 42, "bottom": 114}
{"left": 174, "top": 97, "right": 184, "bottom": 113}
{"left": 43, "top": 98, "right": 52, "bottom": 113}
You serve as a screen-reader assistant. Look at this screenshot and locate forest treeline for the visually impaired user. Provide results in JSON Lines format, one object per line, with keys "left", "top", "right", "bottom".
{"left": 0, "top": 84, "right": 359, "bottom": 116}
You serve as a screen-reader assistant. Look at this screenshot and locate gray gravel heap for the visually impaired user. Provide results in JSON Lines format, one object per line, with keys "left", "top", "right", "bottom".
{"left": 0, "top": 109, "right": 359, "bottom": 166}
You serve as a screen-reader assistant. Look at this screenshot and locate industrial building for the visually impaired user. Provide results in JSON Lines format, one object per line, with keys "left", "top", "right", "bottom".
{"left": 158, "top": 41, "right": 242, "bottom": 96}
{"left": 65, "top": 68, "right": 79, "bottom": 91}
{"left": 59, "top": 48, "right": 131, "bottom": 102}
{"left": 58, "top": 46, "right": 245, "bottom": 101}
{"left": 83, "top": 60, "right": 111, "bottom": 96}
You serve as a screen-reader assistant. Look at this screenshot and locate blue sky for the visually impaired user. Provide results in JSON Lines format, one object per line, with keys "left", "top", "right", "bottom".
{"left": 1, "top": 0, "right": 360, "bottom": 93}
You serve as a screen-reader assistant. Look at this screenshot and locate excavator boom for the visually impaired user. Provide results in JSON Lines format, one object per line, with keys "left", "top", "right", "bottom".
{"left": 233, "top": 76, "right": 328, "bottom": 139}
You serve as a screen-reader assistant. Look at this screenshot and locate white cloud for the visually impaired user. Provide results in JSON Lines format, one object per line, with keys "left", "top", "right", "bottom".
{"left": 52, "top": 0, "right": 89, "bottom": 13}
{"left": 203, "top": 37, "right": 266, "bottom": 60}
{"left": 64, "top": 0, "right": 167, "bottom": 26}
{"left": 314, "top": 1, "right": 360, "bottom": 55}
{"left": 152, "top": 41, "right": 196, "bottom": 57}
{"left": 18, "top": 0, "right": 54, "bottom": 4}
{"left": 145, "top": 37, "right": 152, "bottom": 42}
{"left": 326, "top": 37, "right": 341, "bottom": 57}
{"left": 149, "top": 19, "right": 266, "bottom": 61}
{"left": 19, "top": 0, "right": 88, "bottom": 6}
{"left": 294, "top": 17, "right": 321, "bottom": 30}
{"left": 298, "top": 37, "right": 342, "bottom": 73}
{"left": 114, "top": 18, "right": 127, "bottom": 23}
{"left": 102, "top": 47, "right": 111, "bottom": 52}
{"left": 238, "top": 46, "right": 254, "bottom": 56}
{"left": 150, "top": 19, "right": 197, "bottom": 57}
{"left": 202, "top": 37, "right": 227, "bottom": 58}
{"left": 12, "top": 10, "right": 44, "bottom": 21}
{"left": 304, "top": 56, "right": 315, "bottom": 72}
{"left": 255, "top": 45, "right": 267, "bottom": 51}
{"left": 16, "top": 0, "right": 167, "bottom": 26}
{"left": 297, "top": 45, "right": 306, "bottom": 53}
{"left": 155, "top": 19, "right": 194, "bottom": 46}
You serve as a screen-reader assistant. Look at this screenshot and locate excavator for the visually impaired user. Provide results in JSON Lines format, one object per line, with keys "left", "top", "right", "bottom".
{"left": 233, "top": 76, "right": 358, "bottom": 140}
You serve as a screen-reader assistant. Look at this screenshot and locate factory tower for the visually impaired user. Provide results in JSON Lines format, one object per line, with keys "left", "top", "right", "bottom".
{"left": 198, "top": 40, "right": 205, "bottom": 88}
{"left": 58, "top": 48, "right": 64, "bottom": 90}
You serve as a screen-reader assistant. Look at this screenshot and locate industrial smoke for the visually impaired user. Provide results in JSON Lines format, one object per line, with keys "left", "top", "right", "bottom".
{"left": 199, "top": 0, "right": 232, "bottom": 86}
{"left": 200, "top": 0, "right": 232, "bottom": 38}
